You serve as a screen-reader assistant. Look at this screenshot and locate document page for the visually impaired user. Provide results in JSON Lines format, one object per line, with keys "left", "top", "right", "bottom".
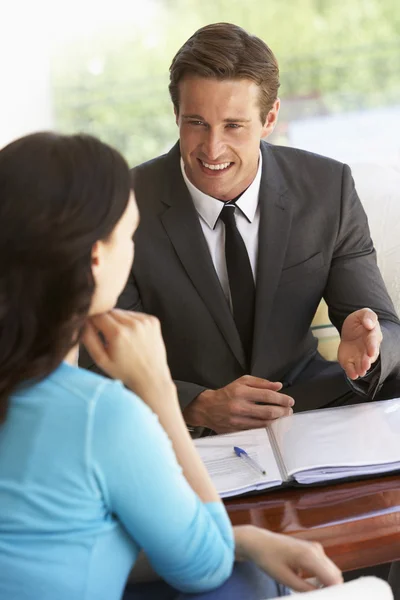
{"left": 270, "top": 398, "right": 400, "bottom": 484}
{"left": 194, "top": 428, "right": 282, "bottom": 497}
{"left": 290, "top": 576, "right": 393, "bottom": 599}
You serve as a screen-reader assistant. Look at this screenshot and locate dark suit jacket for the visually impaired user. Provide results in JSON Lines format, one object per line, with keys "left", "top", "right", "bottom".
{"left": 82, "top": 141, "right": 400, "bottom": 412}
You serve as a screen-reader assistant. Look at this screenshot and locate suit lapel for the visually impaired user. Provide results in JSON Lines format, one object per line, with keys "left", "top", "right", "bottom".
{"left": 251, "top": 143, "right": 293, "bottom": 368}
{"left": 160, "top": 144, "right": 246, "bottom": 369}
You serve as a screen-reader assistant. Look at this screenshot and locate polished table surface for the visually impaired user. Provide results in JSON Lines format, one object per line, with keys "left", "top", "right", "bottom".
{"left": 225, "top": 475, "right": 400, "bottom": 572}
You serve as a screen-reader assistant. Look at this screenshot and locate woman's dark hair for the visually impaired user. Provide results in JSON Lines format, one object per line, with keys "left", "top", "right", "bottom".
{"left": 0, "top": 132, "right": 131, "bottom": 421}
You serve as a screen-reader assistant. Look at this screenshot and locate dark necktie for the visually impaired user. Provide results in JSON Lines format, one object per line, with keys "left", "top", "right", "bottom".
{"left": 219, "top": 203, "right": 255, "bottom": 365}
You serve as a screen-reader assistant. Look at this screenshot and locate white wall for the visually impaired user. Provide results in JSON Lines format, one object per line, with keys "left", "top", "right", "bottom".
{"left": 0, "top": 2, "right": 53, "bottom": 149}
{"left": 289, "top": 105, "right": 400, "bottom": 168}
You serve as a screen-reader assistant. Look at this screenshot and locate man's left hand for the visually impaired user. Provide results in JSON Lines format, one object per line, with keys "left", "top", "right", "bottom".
{"left": 338, "top": 308, "right": 382, "bottom": 380}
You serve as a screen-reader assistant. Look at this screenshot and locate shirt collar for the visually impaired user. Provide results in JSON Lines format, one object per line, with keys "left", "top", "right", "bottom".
{"left": 180, "top": 151, "right": 262, "bottom": 230}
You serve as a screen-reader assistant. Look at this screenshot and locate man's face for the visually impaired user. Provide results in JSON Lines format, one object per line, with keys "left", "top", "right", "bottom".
{"left": 176, "top": 76, "right": 279, "bottom": 201}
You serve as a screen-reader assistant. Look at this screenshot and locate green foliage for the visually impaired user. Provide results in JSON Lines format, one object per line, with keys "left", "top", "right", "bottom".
{"left": 52, "top": 0, "right": 400, "bottom": 165}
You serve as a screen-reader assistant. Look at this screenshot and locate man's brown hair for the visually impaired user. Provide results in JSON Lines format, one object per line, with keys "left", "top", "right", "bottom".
{"left": 169, "top": 22, "right": 280, "bottom": 123}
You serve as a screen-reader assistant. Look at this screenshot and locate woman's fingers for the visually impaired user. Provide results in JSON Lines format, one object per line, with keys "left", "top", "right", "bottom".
{"left": 81, "top": 309, "right": 171, "bottom": 394}
{"left": 89, "top": 312, "right": 122, "bottom": 343}
{"left": 81, "top": 321, "right": 110, "bottom": 370}
{"left": 294, "top": 542, "right": 343, "bottom": 588}
{"left": 271, "top": 542, "right": 342, "bottom": 592}
{"left": 272, "top": 565, "right": 317, "bottom": 593}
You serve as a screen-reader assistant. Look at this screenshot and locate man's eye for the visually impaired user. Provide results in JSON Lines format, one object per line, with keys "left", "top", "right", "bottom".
{"left": 189, "top": 120, "right": 205, "bottom": 126}
{"left": 226, "top": 123, "right": 241, "bottom": 129}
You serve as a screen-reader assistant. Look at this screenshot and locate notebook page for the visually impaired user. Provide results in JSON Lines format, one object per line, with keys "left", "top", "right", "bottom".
{"left": 270, "top": 398, "right": 400, "bottom": 484}
{"left": 194, "top": 428, "right": 282, "bottom": 498}
{"left": 289, "top": 576, "right": 393, "bottom": 599}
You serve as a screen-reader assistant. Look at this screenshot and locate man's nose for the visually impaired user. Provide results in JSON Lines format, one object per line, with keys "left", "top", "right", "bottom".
{"left": 202, "top": 130, "right": 225, "bottom": 160}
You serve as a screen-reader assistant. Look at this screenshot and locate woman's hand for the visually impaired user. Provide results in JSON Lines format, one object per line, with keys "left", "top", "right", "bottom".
{"left": 234, "top": 526, "right": 343, "bottom": 592}
{"left": 82, "top": 309, "right": 175, "bottom": 404}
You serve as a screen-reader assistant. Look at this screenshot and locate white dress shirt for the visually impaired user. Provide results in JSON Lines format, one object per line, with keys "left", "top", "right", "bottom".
{"left": 180, "top": 153, "right": 262, "bottom": 307}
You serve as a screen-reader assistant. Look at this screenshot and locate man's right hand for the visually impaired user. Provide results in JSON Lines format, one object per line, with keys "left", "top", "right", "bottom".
{"left": 183, "top": 375, "right": 294, "bottom": 433}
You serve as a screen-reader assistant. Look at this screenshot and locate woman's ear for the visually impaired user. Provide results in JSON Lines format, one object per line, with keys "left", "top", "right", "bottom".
{"left": 91, "top": 241, "right": 102, "bottom": 279}
{"left": 88, "top": 240, "right": 108, "bottom": 316}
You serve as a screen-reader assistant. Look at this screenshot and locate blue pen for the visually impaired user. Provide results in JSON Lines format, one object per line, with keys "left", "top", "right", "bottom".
{"left": 233, "top": 446, "right": 266, "bottom": 475}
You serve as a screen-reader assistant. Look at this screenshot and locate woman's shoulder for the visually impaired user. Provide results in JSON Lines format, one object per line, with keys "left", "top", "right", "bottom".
{"left": 47, "top": 363, "right": 147, "bottom": 415}
{"left": 42, "top": 362, "right": 159, "bottom": 435}
{"left": 46, "top": 362, "right": 118, "bottom": 400}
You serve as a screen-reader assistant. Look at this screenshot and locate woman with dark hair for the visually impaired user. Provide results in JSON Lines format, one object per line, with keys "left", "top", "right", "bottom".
{"left": 0, "top": 132, "right": 341, "bottom": 600}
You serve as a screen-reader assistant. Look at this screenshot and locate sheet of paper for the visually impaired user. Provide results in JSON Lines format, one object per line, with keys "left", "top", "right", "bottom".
{"left": 289, "top": 576, "right": 393, "bottom": 599}
{"left": 270, "top": 398, "right": 400, "bottom": 483}
{"left": 194, "top": 428, "right": 282, "bottom": 498}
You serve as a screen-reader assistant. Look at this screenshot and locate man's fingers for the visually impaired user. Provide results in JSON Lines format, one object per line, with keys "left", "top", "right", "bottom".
{"left": 366, "top": 342, "right": 378, "bottom": 360}
{"left": 345, "top": 358, "right": 369, "bottom": 379}
{"left": 267, "top": 382, "right": 283, "bottom": 391}
{"left": 360, "top": 354, "right": 372, "bottom": 374}
{"left": 361, "top": 310, "right": 378, "bottom": 330}
{"left": 218, "top": 416, "right": 270, "bottom": 432}
{"left": 344, "top": 346, "right": 376, "bottom": 378}
{"left": 364, "top": 317, "right": 375, "bottom": 329}
{"left": 219, "top": 412, "right": 292, "bottom": 432}
{"left": 244, "top": 402, "right": 293, "bottom": 421}
{"left": 366, "top": 329, "right": 381, "bottom": 360}
{"left": 241, "top": 375, "right": 284, "bottom": 391}
{"left": 353, "top": 355, "right": 368, "bottom": 378}
{"left": 243, "top": 387, "right": 294, "bottom": 408}
{"left": 343, "top": 360, "right": 358, "bottom": 380}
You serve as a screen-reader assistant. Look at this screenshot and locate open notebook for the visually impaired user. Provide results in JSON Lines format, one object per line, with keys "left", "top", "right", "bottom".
{"left": 194, "top": 398, "right": 400, "bottom": 498}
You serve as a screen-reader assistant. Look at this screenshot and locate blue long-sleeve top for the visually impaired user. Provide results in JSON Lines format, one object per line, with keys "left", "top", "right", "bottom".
{"left": 0, "top": 363, "right": 234, "bottom": 599}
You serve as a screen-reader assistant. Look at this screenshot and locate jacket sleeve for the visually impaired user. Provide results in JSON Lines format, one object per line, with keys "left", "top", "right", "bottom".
{"left": 324, "top": 163, "right": 400, "bottom": 397}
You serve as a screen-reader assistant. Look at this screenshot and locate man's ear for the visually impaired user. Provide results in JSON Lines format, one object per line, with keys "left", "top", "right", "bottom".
{"left": 261, "top": 98, "right": 280, "bottom": 139}
{"left": 174, "top": 105, "right": 179, "bottom": 126}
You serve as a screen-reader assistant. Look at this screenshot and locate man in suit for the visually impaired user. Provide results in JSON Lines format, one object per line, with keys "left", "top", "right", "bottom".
{"left": 82, "top": 22, "right": 400, "bottom": 434}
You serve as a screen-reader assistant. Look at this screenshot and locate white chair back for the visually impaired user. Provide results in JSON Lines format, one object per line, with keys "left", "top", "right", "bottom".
{"left": 351, "top": 163, "right": 400, "bottom": 318}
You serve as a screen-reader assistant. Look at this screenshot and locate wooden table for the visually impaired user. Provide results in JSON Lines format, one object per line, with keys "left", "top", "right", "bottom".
{"left": 225, "top": 475, "right": 400, "bottom": 572}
